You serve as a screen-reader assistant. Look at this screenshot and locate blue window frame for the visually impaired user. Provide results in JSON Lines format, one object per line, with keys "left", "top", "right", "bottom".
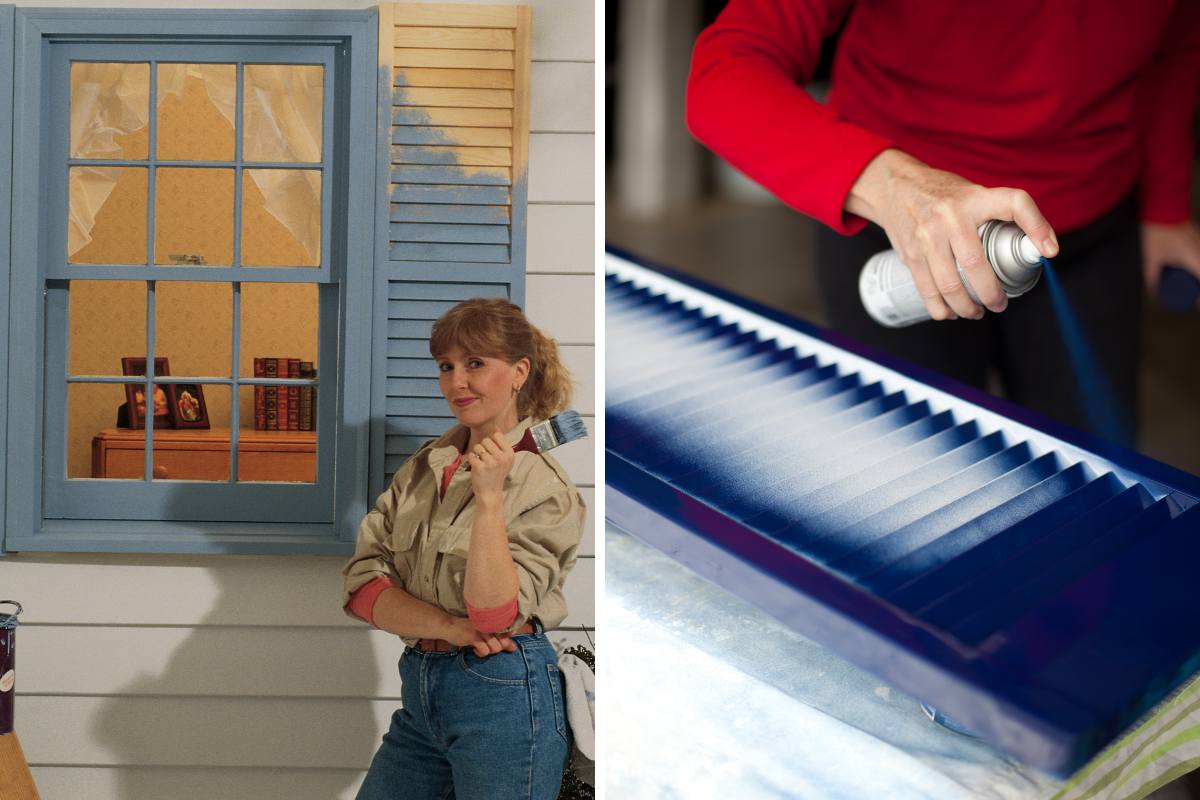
{"left": 4, "top": 10, "right": 377, "bottom": 554}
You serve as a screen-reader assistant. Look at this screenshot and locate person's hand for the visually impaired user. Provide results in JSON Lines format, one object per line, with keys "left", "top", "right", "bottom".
{"left": 847, "top": 149, "right": 1059, "bottom": 321}
{"left": 1141, "top": 221, "right": 1200, "bottom": 301}
{"left": 444, "top": 615, "right": 517, "bottom": 657}
{"left": 467, "top": 430, "right": 515, "bottom": 500}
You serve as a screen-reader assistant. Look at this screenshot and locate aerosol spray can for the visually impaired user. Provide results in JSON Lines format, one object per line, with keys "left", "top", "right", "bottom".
{"left": 859, "top": 220, "right": 1043, "bottom": 328}
{"left": 0, "top": 601, "right": 21, "bottom": 735}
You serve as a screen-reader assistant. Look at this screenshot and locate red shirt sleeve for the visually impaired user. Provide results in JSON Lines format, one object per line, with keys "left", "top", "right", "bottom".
{"left": 685, "top": 0, "right": 893, "bottom": 234}
{"left": 1139, "top": 0, "right": 1200, "bottom": 224}
{"left": 466, "top": 597, "right": 520, "bottom": 634}
{"left": 346, "top": 575, "right": 392, "bottom": 627}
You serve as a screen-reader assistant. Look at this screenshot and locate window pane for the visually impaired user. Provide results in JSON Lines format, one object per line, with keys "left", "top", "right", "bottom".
{"left": 241, "top": 169, "right": 321, "bottom": 267}
{"left": 243, "top": 64, "right": 323, "bottom": 163}
{"left": 153, "top": 385, "right": 230, "bottom": 482}
{"left": 154, "top": 167, "right": 234, "bottom": 266}
{"left": 68, "top": 382, "right": 132, "bottom": 479}
{"left": 156, "top": 282, "right": 232, "bottom": 377}
{"left": 157, "top": 64, "right": 236, "bottom": 162}
{"left": 68, "top": 167, "right": 148, "bottom": 264}
{"left": 239, "top": 283, "right": 319, "bottom": 378}
{"left": 70, "top": 62, "right": 149, "bottom": 160}
{"left": 69, "top": 280, "right": 146, "bottom": 376}
{"left": 237, "top": 385, "right": 316, "bottom": 483}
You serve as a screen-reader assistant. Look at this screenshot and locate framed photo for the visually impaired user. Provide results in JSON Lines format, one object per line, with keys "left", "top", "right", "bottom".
{"left": 169, "top": 383, "right": 210, "bottom": 429}
{"left": 120, "top": 357, "right": 172, "bottom": 430}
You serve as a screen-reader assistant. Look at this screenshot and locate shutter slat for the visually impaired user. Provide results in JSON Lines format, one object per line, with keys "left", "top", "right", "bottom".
{"left": 389, "top": 243, "right": 509, "bottom": 263}
{"left": 392, "top": 165, "right": 510, "bottom": 186}
{"left": 391, "top": 203, "right": 509, "bottom": 225}
{"left": 392, "top": 125, "right": 512, "bottom": 146}
{"left": 392, "top": 145, "right": 511, "bottom": 167}
{"left": 394, "top": 86, "right": 513, "bottom": 109}
{"left": 390, "top": 222, "right": 509, "bottom": 245}
{"left": 391, "top": 184, "right": 510, "bottom": 205}
{"left": 394, "top": 48, "right": 513, "bottom": 70}
{"left": 395, "top": 67, "right": 514, "bottom": 89}
{"left": 394, "top": 26, "right": 515, "bottom": 51}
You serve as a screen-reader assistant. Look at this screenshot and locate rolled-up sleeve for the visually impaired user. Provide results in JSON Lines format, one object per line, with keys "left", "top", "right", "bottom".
{"left": 341, "top": 480, "right": 402, "bottom": 615}
{"left": 506, "top": 488, "right": 585, "bottom": 632}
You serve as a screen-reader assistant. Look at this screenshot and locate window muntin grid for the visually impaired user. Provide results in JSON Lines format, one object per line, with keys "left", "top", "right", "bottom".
{"left": 43, "top": 41, "right": 339, "bottom": 524}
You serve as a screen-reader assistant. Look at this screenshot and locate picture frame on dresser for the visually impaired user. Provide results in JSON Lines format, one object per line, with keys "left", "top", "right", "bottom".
{"left": 169, "top": 383, "right": 210, "bottom": 430}
{"left": 118, "top": 357, "right": 172, "bottom": 430}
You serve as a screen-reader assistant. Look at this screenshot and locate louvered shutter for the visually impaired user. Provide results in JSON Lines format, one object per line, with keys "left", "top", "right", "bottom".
{"left": 373, "top": 3, "right": 531, "bottom": 486}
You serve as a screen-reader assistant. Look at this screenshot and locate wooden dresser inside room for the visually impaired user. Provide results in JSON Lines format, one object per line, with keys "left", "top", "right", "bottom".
{"left": 91, "top": 428, "right": 316, "bottom": 482}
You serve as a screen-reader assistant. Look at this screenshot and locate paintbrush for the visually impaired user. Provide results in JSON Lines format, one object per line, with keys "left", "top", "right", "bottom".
{"left": 514, "top": 410, "right": 588, "bottom": 454}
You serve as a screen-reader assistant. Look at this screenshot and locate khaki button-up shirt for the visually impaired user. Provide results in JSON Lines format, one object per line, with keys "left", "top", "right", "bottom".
{"left": 342, "top": 417, "right": 585, "bottom": 646}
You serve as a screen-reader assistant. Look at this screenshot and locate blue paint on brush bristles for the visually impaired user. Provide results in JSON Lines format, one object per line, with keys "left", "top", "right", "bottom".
{"left": 549, "top": 410, "right": 588, "bottom": 445}
{"left": 1040, "top": 257, "right": 1125, "bottom": 445}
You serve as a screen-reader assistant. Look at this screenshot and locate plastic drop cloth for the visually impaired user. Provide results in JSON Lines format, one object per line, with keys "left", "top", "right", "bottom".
{"left": 68, "top": 63, "right": 323, "bottom": 262}
{"left": 605, "top": 523, "right": 1199, "bottom": 800}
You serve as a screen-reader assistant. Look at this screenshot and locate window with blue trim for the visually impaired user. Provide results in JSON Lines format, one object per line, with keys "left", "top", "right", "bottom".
{"left": 5, "top": 10, "right": 377, "bottom": 554}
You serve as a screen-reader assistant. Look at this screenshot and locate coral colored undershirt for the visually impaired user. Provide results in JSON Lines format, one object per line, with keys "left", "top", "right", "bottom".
{"left": 346, "top": 449, "right": 519, "bottom": 632}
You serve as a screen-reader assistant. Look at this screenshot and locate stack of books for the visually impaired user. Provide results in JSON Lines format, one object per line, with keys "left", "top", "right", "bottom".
{"left": 253, "top": 357, "right": 316, "bottom": 432}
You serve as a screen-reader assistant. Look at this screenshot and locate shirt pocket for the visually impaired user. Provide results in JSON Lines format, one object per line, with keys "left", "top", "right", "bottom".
{"left": 432, "top": 522, "right": 472, "bottom": 610}
{"left": 387, "top": 519, "right": 424, "bottom": 587}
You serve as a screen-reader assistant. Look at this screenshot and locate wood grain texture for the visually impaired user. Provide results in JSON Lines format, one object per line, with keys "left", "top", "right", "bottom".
{"left": 391, "top": 124, "right": 512, "bottom": 146}
{"left": 394, "top": 26, "right": 514, "bottom": 51}
{"left": 394, "top": 48, "right": 513, "bottom": 70}
{"left": 511, "top": 5, "right": 532, "bottom": 182}
{"left": 390, "top": 203, "right": 510, "bottom": 224}
{"left": 392, "top": 108, "right": 513, "bottom": 130}
{"left": 389, "top": 4, "right": 521, "bottom": 29}
{"left": 393, "top": 87, "right": 513, "bottom": 109}
{"left": 394, "top": 67, "right": 514, "bottom": 89}
{"left": 0, "top": 734, "right": 40, "bottom": 800}
{"left": 391, "top": 145, "right": 512, "bottom": 167}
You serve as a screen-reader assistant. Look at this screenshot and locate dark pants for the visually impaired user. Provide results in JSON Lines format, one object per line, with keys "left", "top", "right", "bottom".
{"left": 812, "top": 196, "right": 1142, "bottom": 447}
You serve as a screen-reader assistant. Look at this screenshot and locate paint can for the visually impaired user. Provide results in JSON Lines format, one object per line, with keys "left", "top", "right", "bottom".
{"left": 0, "top": 601, "right": 22, "bottom": 736}
{"left": 859, "top": 220, "right": 1043, "bottom": 327}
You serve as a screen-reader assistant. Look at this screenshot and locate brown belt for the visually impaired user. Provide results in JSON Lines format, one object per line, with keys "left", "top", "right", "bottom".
{"left": 417, "top": 622, "right": 536, "bottom": 653}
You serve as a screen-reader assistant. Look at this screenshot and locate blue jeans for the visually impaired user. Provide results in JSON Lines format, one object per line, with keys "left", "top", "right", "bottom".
{"left": 356, "top": 629, "right": 569, "bottom": 800}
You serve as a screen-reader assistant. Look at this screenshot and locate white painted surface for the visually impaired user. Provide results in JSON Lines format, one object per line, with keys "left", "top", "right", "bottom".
{"left": 5, "top": 2, "right": 597, "bottom": 796}
{"left": 528, "top": 204, "right": 594, "bottom": 273}
{"left": 529, "top": 133, "right": 595, "bottom": 202}
{"left": 527, "top": 274, "right": 595, "bottom": 344}
{"left": 531, "top": 61, "right": 594, "bottom": 132}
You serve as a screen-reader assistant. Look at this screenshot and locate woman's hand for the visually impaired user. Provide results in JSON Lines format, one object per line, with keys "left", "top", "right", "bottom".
{"left": 444, "top": 615, "right": 517, "bottom": 657}
{"left": 468, "top": 430, "right": 516, "bottom": 501}
{"left": 1142, "top": 221, "right": 1200, "bottom": 301}
{"left": 847, "top": 149, "right": 1059, "bottom": 321}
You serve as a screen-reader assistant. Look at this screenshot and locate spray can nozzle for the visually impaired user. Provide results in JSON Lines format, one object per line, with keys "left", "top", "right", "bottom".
{"left": 1017, "top": 235, "right": 1042, "bottom": 266}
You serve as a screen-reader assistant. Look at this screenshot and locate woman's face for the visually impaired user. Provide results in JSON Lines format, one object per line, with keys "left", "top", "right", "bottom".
{"left": 437, "top": 345, "right": 530, "bottom": 435}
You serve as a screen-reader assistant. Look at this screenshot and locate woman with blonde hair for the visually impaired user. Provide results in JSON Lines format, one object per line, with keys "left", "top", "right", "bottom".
{"left": 343, "top": 297, "right": 585, "bottom": 799}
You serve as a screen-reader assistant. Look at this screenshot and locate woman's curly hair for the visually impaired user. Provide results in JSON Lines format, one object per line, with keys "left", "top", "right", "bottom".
{"left": 429, "top": 298, "right": 573, "bottom": 421}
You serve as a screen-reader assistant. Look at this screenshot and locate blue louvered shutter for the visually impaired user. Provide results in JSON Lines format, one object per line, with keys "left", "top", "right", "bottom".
{"left": 370, "top": 4, "right": 532, "bottom": 495}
